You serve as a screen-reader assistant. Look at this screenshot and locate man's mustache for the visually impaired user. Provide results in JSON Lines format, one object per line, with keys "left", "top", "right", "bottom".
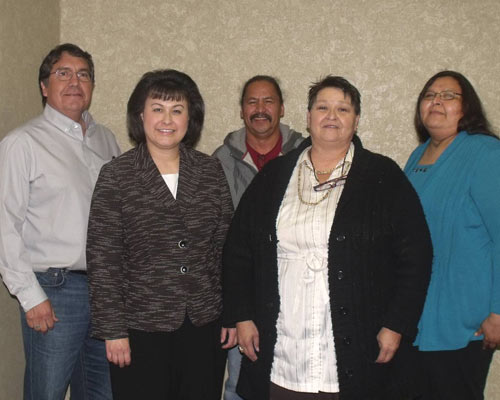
{"left": 250, "top": 113, "right": 272, "bottom": 122}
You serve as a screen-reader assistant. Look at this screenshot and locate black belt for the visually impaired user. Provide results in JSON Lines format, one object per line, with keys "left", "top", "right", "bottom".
{"left": 69, "top": 270, "right": 87, "bottom": 276}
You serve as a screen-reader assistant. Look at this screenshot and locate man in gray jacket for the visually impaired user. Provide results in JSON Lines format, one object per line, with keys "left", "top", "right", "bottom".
{"left": 213, "top": 75, "right": 303, "bottom": 400}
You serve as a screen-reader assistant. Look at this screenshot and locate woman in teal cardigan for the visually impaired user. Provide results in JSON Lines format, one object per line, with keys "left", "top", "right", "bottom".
{"left": 405, "top": 70, "right": 500, "bottom": 400}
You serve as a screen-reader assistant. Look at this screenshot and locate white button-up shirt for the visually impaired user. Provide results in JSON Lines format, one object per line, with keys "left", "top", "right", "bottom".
{"left": 0, "top": 105, "right": 120, "bottom": 311}
{"left": 271, "top": 143, "right": 354, "bottom": 393}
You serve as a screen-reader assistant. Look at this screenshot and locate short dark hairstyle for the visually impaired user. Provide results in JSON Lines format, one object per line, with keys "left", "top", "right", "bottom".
{"left": 38, "top": 43, "right": 95, "bottom": 106}
{"left": 240, "top": 75, "right": 283, "bottom": 106}
{"left": 414, "top": 70, "right": 497, "bottom": 143}
{"left": 308, "top": 75, "right": 361, "bottom": 115}
{"left": 127, "top": 69, "right": 204, "bottom": 148}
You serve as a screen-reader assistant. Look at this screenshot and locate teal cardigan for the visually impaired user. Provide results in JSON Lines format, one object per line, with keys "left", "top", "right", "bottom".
{"left": 404, "top": 131, "right": 500, "bottom": 351}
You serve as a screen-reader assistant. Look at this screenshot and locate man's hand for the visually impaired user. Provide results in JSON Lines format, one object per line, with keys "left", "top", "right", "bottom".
{"left": 25, "top": 299, "right": 58, "bottom": 333}
{"left": 375, "top": 327, "right": 401, "bottom": 363}
{"left": 221, "top": 327, "right": 237, "bottom": 349}
{"left": 475, "top": 312, "right": 500, "bottom": 349}
{"left": 236, "top": 320, "right": 259, "bottom": 361}
{"left": 106, "top": 338, "right": 131, "bottom": 368}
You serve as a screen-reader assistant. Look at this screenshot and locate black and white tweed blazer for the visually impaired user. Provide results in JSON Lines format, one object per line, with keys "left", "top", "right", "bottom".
{"left": 87, "top": 142, "right": 233, "bottom": 339}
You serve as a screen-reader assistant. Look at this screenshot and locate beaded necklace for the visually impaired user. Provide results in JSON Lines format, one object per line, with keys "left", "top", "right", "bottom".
{"left": 297, "top": 149, "right": 348, "bottom": 206}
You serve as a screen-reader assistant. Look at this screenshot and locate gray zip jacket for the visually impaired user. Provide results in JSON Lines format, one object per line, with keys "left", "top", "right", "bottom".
{"left": 213, "top": 123, "right": 304, "bottom": 207}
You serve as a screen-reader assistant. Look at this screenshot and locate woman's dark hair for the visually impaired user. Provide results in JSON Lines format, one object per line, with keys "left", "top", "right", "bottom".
{"left": 127, "top": 69, "right": 204, "bottom": 147}
{"left": 308, "top": 75, "right": 361, "bottom": 115}
{"left": 240, "top": 75, "right": 283, "bottom": 106}
{"left": 38, "top": 43, "right": 95, "bottom": 106}
{"left": 414, "top": 70, "right": 497, "bottom": 143}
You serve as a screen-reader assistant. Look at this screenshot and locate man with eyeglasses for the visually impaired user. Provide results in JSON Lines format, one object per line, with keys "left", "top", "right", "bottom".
{"left": 0, "top": 43, "right": 119, "bottom": 399}
{"left": 213, "top": 75, "right": 303, "bottom": 400}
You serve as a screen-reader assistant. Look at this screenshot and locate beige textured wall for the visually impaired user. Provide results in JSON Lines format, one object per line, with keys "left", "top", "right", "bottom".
{"left": 0, "top": 0, "right": 60, "bottom": 137}
{"left": 60, "top": 0, "right": 500, "bottom": 164}
{"left": 0, "top": 0, "right": 60, "bottom": 398}
{"left": 59, "top": 0, "right": 500, "bottom": 397}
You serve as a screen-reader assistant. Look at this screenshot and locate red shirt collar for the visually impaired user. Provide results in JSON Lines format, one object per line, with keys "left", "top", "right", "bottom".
{"left": 246, "top": 134, "right": 283, "bottom": 171}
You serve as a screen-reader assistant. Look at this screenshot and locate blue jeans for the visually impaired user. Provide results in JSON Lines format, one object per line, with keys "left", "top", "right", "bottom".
{"left": 21, "top": 269, "right": 111, "bottom": 400}
{"left": 224, "top": 346, "right": 243, "bottom": 400}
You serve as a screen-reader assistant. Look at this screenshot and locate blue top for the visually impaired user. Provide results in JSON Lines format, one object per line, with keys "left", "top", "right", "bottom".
{"left": 404, "top": 131, "right": 500, "bottom": 351}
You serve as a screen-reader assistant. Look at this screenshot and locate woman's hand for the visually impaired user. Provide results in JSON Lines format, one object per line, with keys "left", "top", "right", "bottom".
{"left": 236, "top": 320, "right": 259, "bottom": 361}
{"left": 221, "top": 327, "right": 237, "bottom": 349}
{"left": 105, "top": 338, "right": 131, "bottom": 368}
{"left": 475, "top": 312, "right": 500, "bottom": 349}
{"left": 375, "top": 327, "right": 401, "bottom": 363}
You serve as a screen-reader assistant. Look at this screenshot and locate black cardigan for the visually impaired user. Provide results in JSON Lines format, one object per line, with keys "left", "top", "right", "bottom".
{"left": 222, "top": 136, "right": 432, "bottom": 400}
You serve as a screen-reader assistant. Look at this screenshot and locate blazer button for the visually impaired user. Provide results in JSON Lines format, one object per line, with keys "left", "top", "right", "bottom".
{"left": 180, "top": 265, "right": 189, "bottom": 274}
{"left": 344, "top": 368, "right": 354, "bottom": 378}
{"left": 339, "top": 306, "right": 348, "bottom": 316}
{"left": 178, "top": 240, "right": 188, "bottom": 249}
{"left": 337, "top": 270, "right": 344, "bottom": 280}
{"left": 336, "top": 234, "right": 346, "bottom": 242}
{"left": 343, "top": 336, "right": 352, "bottom": 345}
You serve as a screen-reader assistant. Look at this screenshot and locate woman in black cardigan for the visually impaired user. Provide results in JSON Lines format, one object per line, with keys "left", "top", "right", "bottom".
{"left": 87, "top": 70, "right": 235, "bottom": 399}
{"left": 223, "top": 76, "right": 432, "bottom": 400}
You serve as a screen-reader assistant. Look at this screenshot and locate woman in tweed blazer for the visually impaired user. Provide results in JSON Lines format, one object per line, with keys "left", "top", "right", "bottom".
{"left": 86, "top": 70, "right": 235, "bottom": 399}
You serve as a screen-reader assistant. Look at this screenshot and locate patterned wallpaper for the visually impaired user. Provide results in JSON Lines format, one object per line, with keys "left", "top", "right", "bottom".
{"left": 0, "top": 1, "right": 60, "bottom": 397}
{"left": 55, "top": 0, "right": 498, "bottom": 398}
{"left": 0, "top": 0, "right": 60, "bottom": 136}
{"left": 60, "top": 0, "right": 500, "bottom": 165}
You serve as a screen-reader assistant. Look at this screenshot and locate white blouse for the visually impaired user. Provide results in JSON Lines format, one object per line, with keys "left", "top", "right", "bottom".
{"left": 270, "top": 143, "right": 354, "bottom": 393}
{"left": 161, "top": 173, "right": 179, "bottom": 199}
